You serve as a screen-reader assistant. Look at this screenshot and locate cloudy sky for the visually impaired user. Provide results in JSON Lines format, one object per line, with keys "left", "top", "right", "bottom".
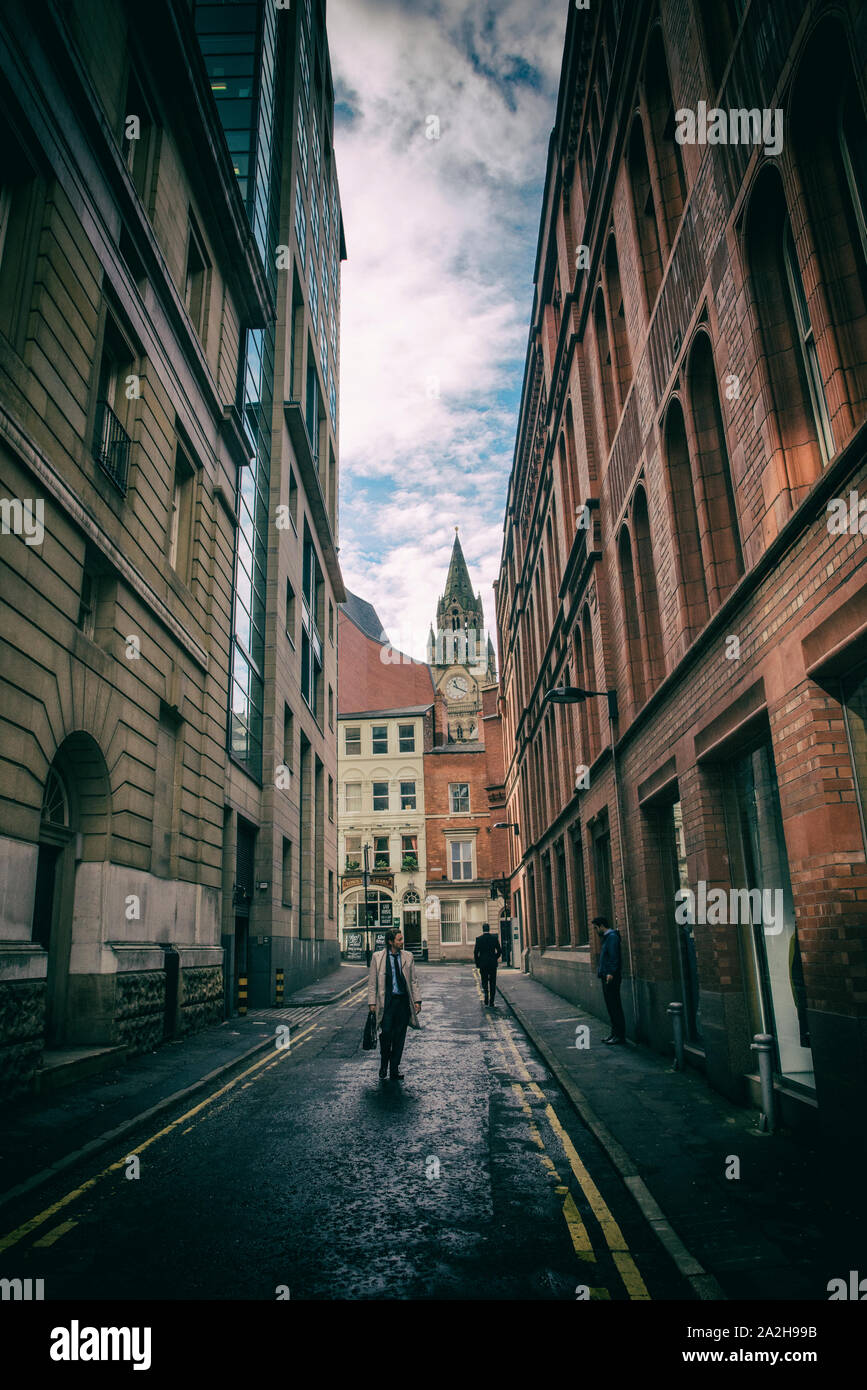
{"left": 329, "top": 0, "right": 566, "bottom": 660}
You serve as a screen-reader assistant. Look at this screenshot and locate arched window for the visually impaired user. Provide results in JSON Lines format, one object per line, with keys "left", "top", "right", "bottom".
{"left": 604, "top": 233, "right": 632, "bottom": 401}
{"left": 698, "top": 0, "right": 744, "bottom": 95}
{"left": 644, "top": 27, "right": 686, "bottom": 248}
{"left": 632, "top": 487, "right": 664, "bottom": 690}
{"left": 664, "top": 397, "right": 709, "bottom": 635}
{"left": 573, "top": 623, "right": 590, "bottom": 767}
{"left": 686, "top": 333, "right": 744, "bottom": 604}
{"left": 746, "top": 167, "right": 834, "bottom": 493}
{"left": 628, "top": 115, "right": 663, "bottom": 312}
{"left": 618, "top": 525, "right": 646, "bottom": 710}
{"left": 594, "top": 287, "right": 617, "bottom": 451}
{"left": 582, "top": 605, "right": 600, "bottom": 756}
{"left": 558, "top": 432, "right": 574, "bottom": 536}
{"left": 791, "top": 17, "right": 867, "bottom": 421}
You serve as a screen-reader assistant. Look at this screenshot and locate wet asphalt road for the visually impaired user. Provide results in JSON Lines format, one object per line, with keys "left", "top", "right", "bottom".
{"left": 0, "top": 967, "right": 693, "bottom": 1300}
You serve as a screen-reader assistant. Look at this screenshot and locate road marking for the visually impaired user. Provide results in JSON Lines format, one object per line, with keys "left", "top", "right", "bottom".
{"left": 0, "top": 1021, "right": 321, "bottom": 1254}
{"left": 561, "top": 1190, "right": 595, "bottom": 1259}
{"left": 493, "top": 1014, "right": 651, "bottom": 1301}
{"left": 32, "top": 1219, "right": 77, "bottom": 1248}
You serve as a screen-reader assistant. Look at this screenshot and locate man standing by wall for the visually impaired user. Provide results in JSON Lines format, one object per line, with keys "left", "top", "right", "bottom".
{"left": 474, "top": 922, "right": 502, "bottom": 1008}
{"left": 368, "top": 928, "right": 421, "bottom": 1080}
{"left": 594, "top": 917, "right": 625, "bottom": 1044}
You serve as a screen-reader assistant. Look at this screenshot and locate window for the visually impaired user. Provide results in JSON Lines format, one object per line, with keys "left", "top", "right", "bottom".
{"left": 294, "top": 176, "right": 306, "bottom": 263}
{"left": 0, "top": 114, "right": 42, "bottom": 349}
{"left": 644, "top": 28, "right": 686, "bottom": 248}
{"left": 301, "top": 530, "right": 323, "bottom": 713}
{"left": 286, "top": 580, "right": 296, "bottom": 643}
{"left": 282, "top": 704, "right": 294, "bottom": 771}
{"left": 441, "top": 901, "right": 462, "bottom": 943}
{"left": 288, "top": 469, "right": 298, "bottom": 527}
{"left": 328, "top": 869, "right": 334, "bottom": 918}
{"left": 398, "top": 724, "right": 415, "bottom": 752}
{"left": 121, "top": 69, "right": 157, "bottom": 208}
{"left": 168, "top": 446, "right": 196, "bottom": 583}
{"left": 400, "top": 780, "right": 416, "bottom": 810}
{"left": 184, "top": 217, "right": 210, "bottom": 344}
{"left": 570, "top": 828, "right": 589, "bottom": 946}
{"left": 297, "top": 112, "right": 308, "bottom": 184}
{"left": 328, "top": 685, "right": 334, "bottom": 729}
{"left": 783, "top": 218, "right": 835, "bottom": 464}
{"left": 299, "top": 33, "right": 310, "bottom": 106}
{"left": 344, "top": 834, "right": 361, "bottom": 870}
{"left": 628, "top": 117, "right": 663, "bottom": 313}
{"left": 401, "top": 834, "right": 418, "bottom": 870}
{"left": 373, "top": 836, "right": 389, "bottom": 870}
{"left": 450, "top": 840, "right": 473, "bottom": 881}
{"left": 310, "top": 182, "right": 320, "bottom": 257}
{"left": 373, "top": 781, "right": 389, "bottom": 812}
{"left": 344, "top": 781, "right": 361, "bottom": 813}
{"left": 77, "top": 563, "right": 105, "bottom": 641}
{"left": 309, "top": 261, "right": 318, "bottom": 334}
{"left": 328, "top": 774, "right": 334, "bottom": 821}
{"left": 450, "top": 783, "right": 470, "bottom": 814}
{"left": 93, "top": 317, "right": 136, "bottom": 495}
{"left": 372, "top": 726, "right": 388, "bottom": 754}
{"left": 282, "top": 838, "right": 293, "bottom": 907}
{"left": 726, "top": 741, "right": 812, "bottom": 1088}
{"left": 328, "top": 599, "right": 334, "bottom": 642}
{"left": 663, "top": 398, "right": 709, "bottom": 635}
{"left": 746, "top": 168, "right": 835, "bottom": 495}
{"left": 344, "top": 726, "right": 361, "bottom": 756}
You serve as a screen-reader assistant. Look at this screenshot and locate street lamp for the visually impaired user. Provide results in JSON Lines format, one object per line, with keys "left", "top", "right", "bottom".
{"left": 362, "top": 841, "right": 372, "bottom": 967}
{"left": 544, "top": 685, "right": 618, "bottom": 724}
{"left": 493, "top": 822, "right": 521, "bottom": 833}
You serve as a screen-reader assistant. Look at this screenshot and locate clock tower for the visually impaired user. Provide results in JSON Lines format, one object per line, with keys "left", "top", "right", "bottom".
{"left": 427, "top": 529, "right": 497, "bottom": 742}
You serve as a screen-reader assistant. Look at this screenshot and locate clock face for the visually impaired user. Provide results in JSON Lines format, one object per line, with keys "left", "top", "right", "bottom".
{"left": 445, "top": 675, "right": 470, "bottom": 701}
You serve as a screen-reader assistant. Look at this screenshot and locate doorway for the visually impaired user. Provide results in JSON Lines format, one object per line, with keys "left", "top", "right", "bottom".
{"left": 31, "top": 766, "right": 76, "bottom": 1046}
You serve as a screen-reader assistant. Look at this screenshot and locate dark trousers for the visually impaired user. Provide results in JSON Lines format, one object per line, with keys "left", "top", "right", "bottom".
{"left": 480, "top": 963, "right": 497, "bottom": 1003}
{"left": 602, "top": 973, "right": 625, "bottom": 1039}
{"left": 379, "top": 994, "right": 410, "bottom": 1075}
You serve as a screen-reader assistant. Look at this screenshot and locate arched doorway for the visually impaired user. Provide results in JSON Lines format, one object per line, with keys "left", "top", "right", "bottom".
{"left": 32, "top": 766, "right": 76, "bottom": 1045}
{"left": 31, "top": 734, "right": 112, "bottom": 1046}
{"left": 402, "top": 889, "right": 422, "bottom": 956}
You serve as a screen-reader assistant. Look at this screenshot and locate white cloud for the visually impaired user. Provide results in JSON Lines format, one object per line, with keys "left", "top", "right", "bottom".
{"left": 329, "top": 0, "right": 565, "bottom": 658}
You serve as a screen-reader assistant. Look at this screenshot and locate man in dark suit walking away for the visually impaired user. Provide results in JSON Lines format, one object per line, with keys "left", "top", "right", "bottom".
{"left": 474, "top": 922, "right": 502, "bottom": 1007}
{"left": 594, "top": 916, "right": 625, "bottom": 1044}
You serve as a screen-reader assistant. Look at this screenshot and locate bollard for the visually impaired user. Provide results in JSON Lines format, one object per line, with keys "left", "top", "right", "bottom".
{"left": 275, "top": 967, "right": 284, "bottom": 1007}
{"left": 751, "top": 1033, "right": 776, "bottom": 1133}
{"left": 667, "top": 1001, "right": 685, "bottom": 1071}
{"left": 237, "top": 974, "right": 248, "bottom": 1017}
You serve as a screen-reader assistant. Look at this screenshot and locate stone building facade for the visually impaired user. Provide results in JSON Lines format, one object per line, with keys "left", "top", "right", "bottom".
{"left": 196, "top": 0, "right": 346, "bottom": 1012}
{"left": 495, "top": 0, "right": 867, "bottom": 1144}
{"left": 0, "top": 0, "right": 272, "bottom": 1093}
{"left": 0, "top": 0, "right": 346, "bottom": 1096}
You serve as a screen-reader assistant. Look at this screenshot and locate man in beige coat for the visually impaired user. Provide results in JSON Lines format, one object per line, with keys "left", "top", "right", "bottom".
{"left": 367, "top": 928, "right": 421, "bottom": 1080}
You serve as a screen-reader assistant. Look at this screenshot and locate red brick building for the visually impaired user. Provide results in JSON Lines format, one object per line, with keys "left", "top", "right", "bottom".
{"left": 423, "top": 689, "right": 510, "bottom": 961}
{"left": 495, "top": 0, "right": 867, "bottom": 1144}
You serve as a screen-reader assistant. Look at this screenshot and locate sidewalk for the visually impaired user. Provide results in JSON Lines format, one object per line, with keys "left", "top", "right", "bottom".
{"left": 0, "top": 963, "right": 367, "bottom": 1208}
{"left": 496, "top": 970, "right": 864, "bottom": 1301}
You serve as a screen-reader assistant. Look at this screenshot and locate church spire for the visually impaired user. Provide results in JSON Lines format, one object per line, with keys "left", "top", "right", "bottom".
{"left": 441, "top": 527, "right": 476, "bottom": 611}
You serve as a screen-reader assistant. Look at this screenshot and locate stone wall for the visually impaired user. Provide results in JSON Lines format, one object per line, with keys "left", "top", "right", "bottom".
{"left": 0, "top": 979, "right": 45, "bottom": 1100}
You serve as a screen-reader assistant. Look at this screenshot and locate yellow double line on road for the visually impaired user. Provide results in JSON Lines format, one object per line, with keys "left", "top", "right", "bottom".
{"left": 485, "top": 991, "right": 650, "bottom": 1301}
{"left": 0, "top": 1017, "right": 324, "bottom": 1256}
